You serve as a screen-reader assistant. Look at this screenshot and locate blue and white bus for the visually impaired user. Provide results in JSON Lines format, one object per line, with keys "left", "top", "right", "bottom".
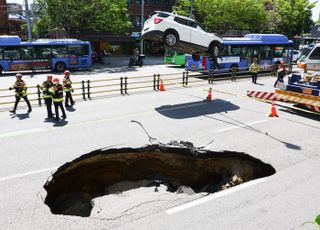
{"left": 185, "top": 34, "right": 293, "bottom": 73}
{"left": 0, "top": 36, "right": 92, "bottom": 75}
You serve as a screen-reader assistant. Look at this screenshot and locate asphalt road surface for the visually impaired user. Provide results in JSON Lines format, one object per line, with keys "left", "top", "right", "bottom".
{"left": 0, "top": 65, "right": 319, "bottom": 230}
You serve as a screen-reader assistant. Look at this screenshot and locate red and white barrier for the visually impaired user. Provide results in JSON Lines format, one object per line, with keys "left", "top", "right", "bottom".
{"left": 246, "top": 90, "right": 276, "bottom": 100}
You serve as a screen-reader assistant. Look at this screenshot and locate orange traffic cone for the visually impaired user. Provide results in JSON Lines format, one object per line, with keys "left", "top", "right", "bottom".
{"left": 159, "top": 79, "right": 165, "bottom": 91}
{"left": 206, "top": 87, "right": 212, "bottom": 101}
{"left": 268, "top": 100, "right": 279, "bottom": 117}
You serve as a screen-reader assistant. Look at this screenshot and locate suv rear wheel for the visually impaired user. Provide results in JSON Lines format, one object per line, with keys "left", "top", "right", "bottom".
{"left": 164, "top": 32, "right": 178, "bottom": 47}
{"left": 209, "top": 41, "right": 222, "bottom": 58}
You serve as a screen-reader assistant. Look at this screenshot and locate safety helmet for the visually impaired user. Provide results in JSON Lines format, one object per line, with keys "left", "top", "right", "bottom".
{"left": 64, "top": 70, "right": 70, "bottom": 76}
{"left": 53, "top": 78, "right": 60, "bottom": 83}
{"left": 47, "top": 75, "right": 53, "bottom": 80}
{"left": 281, "top": 61, "right": 285, "bottom": 64}
{"left": 16, "top": 73, "right": 22, "bottom": 78}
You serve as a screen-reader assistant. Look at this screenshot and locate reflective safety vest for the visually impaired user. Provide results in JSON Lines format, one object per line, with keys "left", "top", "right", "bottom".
{"left": 63, "top": 77, "right": 73, "bottom": 92}
{"left": 40, "top": 80, "right": 53, "bottom": 99}
{"left": 249, "top": 63, "right": 260, "bottom": 73}
{"left": 50, "top": 83, "right": 64, "bottom": 102}
{"left": 13, "top": 80, "right": 27, "bottom": 97}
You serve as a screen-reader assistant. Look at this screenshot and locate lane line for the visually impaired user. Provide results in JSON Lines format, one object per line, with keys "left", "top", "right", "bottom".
{"left": 166, "top": 178, "right": 267, "bottom": 215}
{"left": 0, "top": 167, "right": 57, "bottom": 182}
{"left": 0, "top": 128, "right": 45, "bottom": 139}
{"left": 214, "top": 119, "right": 268, "bottom": 133}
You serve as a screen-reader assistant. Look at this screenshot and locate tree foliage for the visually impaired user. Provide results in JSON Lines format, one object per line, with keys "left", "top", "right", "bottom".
{"left": 173, "top": 0, "right": 316, "bottom": 37}
{"left": 273, "top": 0, "right": 315, "bottom": 37}
{"left": 34, "top": 0, "right": 131, "bottom": 38}
{"left": 174, "top": 0, "right": 267, "bottom": 34}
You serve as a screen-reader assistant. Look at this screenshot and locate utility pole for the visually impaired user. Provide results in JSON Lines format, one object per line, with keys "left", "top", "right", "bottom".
{"left": 140, "top": 0, "right": 144, "bottom": 54}
{"left": 24, "top": 0, "right": 32, "bottom": 41}
{"left": 189, "top": 0, "right": 194, "bottom": 19}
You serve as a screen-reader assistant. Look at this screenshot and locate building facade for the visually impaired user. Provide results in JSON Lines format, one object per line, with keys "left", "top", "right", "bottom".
{"left": 0, "top": 0, "right": 9, "bottom": 35}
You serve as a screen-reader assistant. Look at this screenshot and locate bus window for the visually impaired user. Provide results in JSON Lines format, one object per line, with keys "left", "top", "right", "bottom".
{"left": 309, "top": 47, "right": 320, "bottom": 59}
{"left": 34, "top": 46, "right": 52, "bottom": 59}
{"left": 3, "top": 46, "right": 21, "bottom": 60}
{"left": 21, "top": 46, "right": 34, "bottom": 60}
{"left": 273, "top": 46, "right": 285, "bottom": 58}
{"left": 52, "top": 45, "right": 68, "bottom": 58}
{"left": 68, "top": 44, "right": 88, "bottom": 56}
{"left": 260, "top": 46, "right": 272, "bottom": 59}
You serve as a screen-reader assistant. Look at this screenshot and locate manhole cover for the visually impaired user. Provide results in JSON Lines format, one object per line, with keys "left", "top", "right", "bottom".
{"left": 44, "top": 141, "right": 275, "bottom": 217}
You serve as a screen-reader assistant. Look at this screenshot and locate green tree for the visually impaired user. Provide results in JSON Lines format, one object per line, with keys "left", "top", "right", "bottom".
{"left": 34, "top": 0, "right": 131, "bottom": 38}
{"left": 273, "top": 0, "right": 315, "bottom": 37}
{"left": 173, "top": 0, "right": 267, "bottom": 34}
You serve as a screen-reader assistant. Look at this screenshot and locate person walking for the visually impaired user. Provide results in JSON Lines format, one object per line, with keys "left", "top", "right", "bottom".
{"left": 50, "top": 78, "right": 67, "bottom": 121}
{"left": 40, "top": 75, "right": 54, "bottom": 119}
{"left": 63, "top": 70, "right": 74, "bottom": 107}
{"left": 249, "top": 58, "right": 260, "bottom": 84}
{"left": 9, "top": 73, "right": 32, "bottom": 114}
{"left": 274, "top": 61, "right": 286, "bottom": 87}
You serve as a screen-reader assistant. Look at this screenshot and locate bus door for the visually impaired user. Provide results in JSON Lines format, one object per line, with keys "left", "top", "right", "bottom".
{"left": 246, "top": 46, "right": 259, "bottom": 66}
{"left": 259, "top": 46, "right": 272, "bottom": 71}
{"left": 68, "top": 44, "right": 91, "bottom": 67}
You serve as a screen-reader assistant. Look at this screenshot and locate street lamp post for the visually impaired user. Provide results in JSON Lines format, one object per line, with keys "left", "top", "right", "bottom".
{"left": 24, "top": 0, "right": 32, "bottom": 41}
{"left": 140, "top": 0, "right": 144, "bottom": 54}
{"left": 189, "top": 0, "right": 194, "bottom": 19}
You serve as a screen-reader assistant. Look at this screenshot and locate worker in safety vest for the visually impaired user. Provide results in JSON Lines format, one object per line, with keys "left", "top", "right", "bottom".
{"left": 63, "top": 70, "right": 75, "bottom": 107}
{"left": 40, "top": 75, "right": 54, "bottom": 119}
{"left": 9, "top": 73, "right": 32, "bottom": 114}
{"left": 50, "top": 78, "right": 67, "bottom": 121}
{"left": 249, "top": 58, "right": 260, "bottom": 84}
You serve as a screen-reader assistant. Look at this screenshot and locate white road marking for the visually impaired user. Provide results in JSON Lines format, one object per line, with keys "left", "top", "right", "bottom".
{"left": 0, "top": 167, "right": 57, "bottom": 182}
{"left": 166, "top": 178, "right": 267, "bottom": 215}
{"left": 0, "top": 128, "right": 45, "bottom": 139}
{"left": 214, "top": 119, "right": 268, "bottom": 133}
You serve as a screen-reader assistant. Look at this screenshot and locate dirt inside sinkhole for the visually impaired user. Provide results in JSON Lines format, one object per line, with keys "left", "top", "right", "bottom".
{"left": 44, "top": 142, "right": 275, "bottom": 217}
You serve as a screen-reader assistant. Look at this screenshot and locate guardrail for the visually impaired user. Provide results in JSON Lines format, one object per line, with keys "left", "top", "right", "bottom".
{"left": 0, "top": 67, "right": 276, "bottom": 112}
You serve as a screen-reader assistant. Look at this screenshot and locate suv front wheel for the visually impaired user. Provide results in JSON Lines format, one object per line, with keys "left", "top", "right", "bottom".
{"left": 164, "top": 32, "right": 178, "bottom": 47}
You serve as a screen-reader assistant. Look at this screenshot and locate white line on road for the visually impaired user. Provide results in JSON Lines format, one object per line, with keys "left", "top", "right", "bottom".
{"left": 166, "top": 178, "right": 267, "bottom": 215}
{"left": 0, "top": 128, "right": 45, "bottom": 139}
{"left": 214, "top": 119, "right": 268, "bottom": 133}
{"left": 0, "top": 167, "right": 57, "bottom": 182}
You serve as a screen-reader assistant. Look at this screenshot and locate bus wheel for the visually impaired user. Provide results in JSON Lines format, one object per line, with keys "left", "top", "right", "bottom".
{"left": 192, "top": 54, "right": 200, "bottom": 61}
{"left": 55, "top": 62, "right": 66, "bottom": 72}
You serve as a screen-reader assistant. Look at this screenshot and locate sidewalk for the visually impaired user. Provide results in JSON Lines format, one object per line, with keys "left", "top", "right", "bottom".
{"left": 100, "top": 55, "right": 164, "bottom": 67}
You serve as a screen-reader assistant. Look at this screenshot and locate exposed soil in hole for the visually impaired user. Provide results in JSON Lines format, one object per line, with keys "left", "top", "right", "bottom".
{"left": 44, "top": 142, "right": 275, "bottom": 217}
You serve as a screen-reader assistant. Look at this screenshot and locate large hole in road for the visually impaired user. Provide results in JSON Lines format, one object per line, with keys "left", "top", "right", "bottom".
{"left": 44, "top": 142, "right": 275, "bottom": 217}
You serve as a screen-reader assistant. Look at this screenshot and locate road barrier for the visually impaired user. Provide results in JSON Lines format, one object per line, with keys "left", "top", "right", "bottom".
{"left": 0, "top": 69, "right": 272, "bottom": 112}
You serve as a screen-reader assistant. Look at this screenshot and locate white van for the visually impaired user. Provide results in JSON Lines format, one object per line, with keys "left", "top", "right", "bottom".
{"left": 296, "top": 43, "right": 320, "bottom": 70}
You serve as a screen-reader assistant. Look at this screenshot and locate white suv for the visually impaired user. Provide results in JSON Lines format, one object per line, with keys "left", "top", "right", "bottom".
{"left": 142, "top": 11, "right": 223, "bottom": 60}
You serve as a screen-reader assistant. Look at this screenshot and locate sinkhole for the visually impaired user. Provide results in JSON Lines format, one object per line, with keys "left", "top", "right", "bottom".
{"left": 44, "top": 141, "right": 275, "bottom": 217}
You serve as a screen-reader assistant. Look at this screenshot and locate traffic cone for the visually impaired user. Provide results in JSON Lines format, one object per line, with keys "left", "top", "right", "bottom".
{"left": 159, "top": 79, "right": 165, "bottom": 91}
{"left": 268, "top": 100, "right": 279, "bottom": 117}
{"left": 206, "top": 87, "right": 212, "bottom": 101}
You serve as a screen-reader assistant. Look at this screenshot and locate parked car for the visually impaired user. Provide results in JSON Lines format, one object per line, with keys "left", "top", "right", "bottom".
{"left": 141, "top": 11, "right": 223, "bottom": 61}
{"left": 286, "top": 49, "right": 301, "bottom": 63}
